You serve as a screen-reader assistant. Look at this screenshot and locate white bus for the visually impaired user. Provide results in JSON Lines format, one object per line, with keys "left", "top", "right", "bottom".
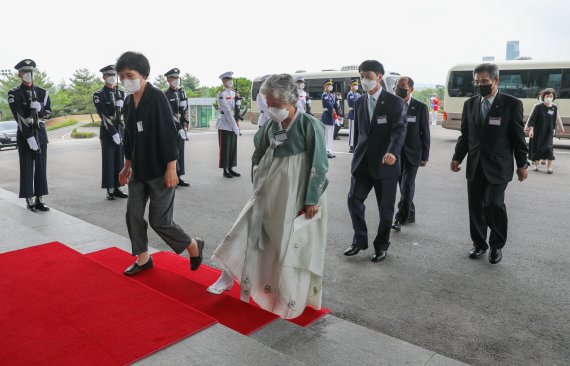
{"left": 443, "top": 61, "right": 570, "bottom": 138}
{"left": 248, "top": 67, "right": 402, "bottom": 125}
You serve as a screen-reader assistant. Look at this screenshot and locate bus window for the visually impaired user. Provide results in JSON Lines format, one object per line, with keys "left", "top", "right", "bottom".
{"left": 307, "top": 79, "right": 326, "bottom": 100}
{"left": 448, "top": 71, "right": 474, "bottom": 97}
{"left": 560, "top": 69, "right": 570, "bottom": 98}
{"left": 526, "top": 69, "right": 562, "bottom": 98}
{"left": 498, "top": 70, "right": 527, "bottom": 98}
{"left": 252, "top": 81, "right": 262, "bottom": 101}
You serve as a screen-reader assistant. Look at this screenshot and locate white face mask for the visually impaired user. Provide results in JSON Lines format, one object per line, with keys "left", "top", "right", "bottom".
{"left": 169, "top": 79, "right": 180, "bottom": 88}
{"left": 268, "top": 106, "right": 290, "bottom": 123}
{"left": 22, "top": 73, "right": 32, "bottom": 83}
{"left": 298, "top": 82, "right": 305, "bottom": 90}
{"left": 224, "top": 80, "right": 233, "bottom": 88}
{"left": 327, "top": 85, "right": 333, "bottom": 92}
{"left": 122, "top": 78, "right": 141, "bottom": 94}
{"left": 544, "top": 97, "right": 554, "bottom": 104}
{"left": 105, "top": 76, "right": 117, "bottom": 85}
{"left": 360, "top": 78, "right": 377, "bottom": 92}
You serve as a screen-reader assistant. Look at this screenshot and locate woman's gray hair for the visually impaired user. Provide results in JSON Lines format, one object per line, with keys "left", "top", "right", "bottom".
{"left": 260, "top": 74, "right": 299, "bottom": 105}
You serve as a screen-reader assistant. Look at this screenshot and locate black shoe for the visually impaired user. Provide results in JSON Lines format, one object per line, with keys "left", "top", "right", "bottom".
{"left": 343, "top": 245, "right": 361, "bottom": 256}
{"left": 26, "top": 201, "right": 37, "bottom": 213}
{"left": 349, "top": 147, "right": 354, "bottom": 153}
{"left": 34, "top": 199, "right": 49, "bottom": 212}
{"left": 489, "top": 249, "right": 502, "bottom": 264}
{"left": 107, "top": 191, "right": 115, "bottom": 200}
{"left": 334, "top": 137, "right": 341, "bottom": 140}
{"left": 327, "top": 153, "right": 336, "bottom": 159}
{"left": 371, "top": 250, "right": 387, "bottom": 262}
{"left": 229, "top": 169, "right": 241, "bottom": 177}
{"left": 391, "top": 220, "right": 402, "bottom": 232}
{"left": 177, "top": 179, "right": 190, "bottom": 187}
{"left": 223, "top": 171, "right": 233, "bottom": 178}
{"left": 469, "top": 247, "right": 486, "bottom": 259}
{"left": 113, "top": 188, "right": 128, "bottom": 198}
{"left": 407, "top": 216, "right": 415, "bottom": 224}
{"left": 190, "top": 238, "right": 205, "bottom": 271}
{"left": 124, "top": 256, "right": 154, "bottom": 276}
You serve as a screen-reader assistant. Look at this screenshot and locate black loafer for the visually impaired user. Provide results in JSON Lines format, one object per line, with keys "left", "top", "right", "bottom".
{"left": 106, "top": 191, "right": 115, "bottom": 200}
{"left": 407, "top": 216, "right": 415, "bottom": 224}
{"left": 124, "top": 256, "right": 154, "bottom": 276}
{"left": 489, "top": 249, "right": 502, "bottom": 264}
{"left": 26, "top": 202, "right": 37, "bottom": 213}
{"left": 469, "top": 247, "right": 486, "bottom": 259}
{"left": 113, "top": 188, "right": 128, "bottom": 198}
{"left": 343, "top": 245, "right": 361, "bottom": 256}
{"left": 190, "top": 239, "right": 205, "bottom": 271}
{"left": 223, "top": 171, "right": 233, "bottom": 178}
{"left": 34, "top": 200, "right": 50, "bottom": 212}
{"left": 371, "top": 250, "right": 387, "bottom": 262}
{"left": 177, "top": 179, "right": 190, "bottom": 187}
{"left": 391, "top": 220, "right": 402, "bottom": 232}
{"left": 228, "top": 169, "right": 241, "bottom": 177}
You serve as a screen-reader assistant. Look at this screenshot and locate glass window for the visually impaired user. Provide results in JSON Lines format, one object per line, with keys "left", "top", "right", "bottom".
{"left": 525, "top": 69, "right": 562, "bottom": 98}
{"left": 448, "top": 71, "right": 475, "bottom": 97}
{"left": 560, "top": 69, "right": 570, "bottom": 99}
{"left": 497, "top": 70, "right": 527, "bottom": 98}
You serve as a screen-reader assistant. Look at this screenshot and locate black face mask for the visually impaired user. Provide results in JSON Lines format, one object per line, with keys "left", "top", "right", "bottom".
{"left": 395, "top": 88, "right": 409, "bottom": 99}
{"left": 477, "top": 84, "right": 493, "bottom": 97}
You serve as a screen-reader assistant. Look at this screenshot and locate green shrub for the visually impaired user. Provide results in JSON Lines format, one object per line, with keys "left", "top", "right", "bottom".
{"left": 82, "top": 121, "right": 101, "bottom": 127}
{"left": 70, "top": 128, "right": 96, "bottom": 139}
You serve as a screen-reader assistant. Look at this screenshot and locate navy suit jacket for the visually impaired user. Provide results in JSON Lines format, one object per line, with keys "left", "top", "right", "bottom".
{"left": 351, "top": 89, "right": 407, "bottom": 179}
{"left": 401, "top": 98, "right": 430, "bottom": 166}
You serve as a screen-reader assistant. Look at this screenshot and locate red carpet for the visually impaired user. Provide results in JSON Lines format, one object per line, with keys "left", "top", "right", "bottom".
{"left": 0, "top": 243, "right": 216, "bottom": 366}
{"left": 87, "top": 248, "right": 330, "bottom": 331}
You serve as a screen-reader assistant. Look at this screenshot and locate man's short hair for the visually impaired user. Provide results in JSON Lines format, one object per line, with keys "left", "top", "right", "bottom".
{"left": 473, "top": 63, "right": 499, "bottom": 79}
{"left": 358, "top": 60, "right": 385, "bottom": 75}
{"left": 397, "top": 76, "right": 415, "bottom": 88}
{"left": 116, "top": 51, "right": 151, "bottom": 78}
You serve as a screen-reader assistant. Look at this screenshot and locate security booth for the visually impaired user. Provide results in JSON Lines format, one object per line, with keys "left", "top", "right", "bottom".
{"left": 188, "top": 98, "right": 217, "bottom": 128}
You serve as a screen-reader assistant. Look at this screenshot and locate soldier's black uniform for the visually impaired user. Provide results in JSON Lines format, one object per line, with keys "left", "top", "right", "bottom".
{"left": 163, "top": 68, "right": 190, "bottom": 186}
{"left": 7, "top": 59, "right": 52, "bottom": 212}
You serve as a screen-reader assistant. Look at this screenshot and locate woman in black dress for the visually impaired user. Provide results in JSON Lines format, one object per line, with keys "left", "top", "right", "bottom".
{"left": 528, "top": 88, "right": 565, "bottom": 174}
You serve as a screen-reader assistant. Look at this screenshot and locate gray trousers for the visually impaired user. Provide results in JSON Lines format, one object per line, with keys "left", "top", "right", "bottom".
{"left": 126, "top": 176, "right": 192, "bottom": 255}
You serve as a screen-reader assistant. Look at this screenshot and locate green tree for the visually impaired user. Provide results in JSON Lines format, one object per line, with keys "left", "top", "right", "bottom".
{"left": 0, "top": 69, "right": 54, "bottom": 120}
{"left": 181, "top": 73, "right": 200, "bottom": 91}
{"left": 412, "top": 85, "right": 446, "bottom": 111}
{"left": 154, "top": 75, "right": 168, "bottom": 90}
{"left": 69, "top": 69, "right": 99, "bottom": 114}
{"left": 233, "top": 77, "right": 252, "bottom": 109}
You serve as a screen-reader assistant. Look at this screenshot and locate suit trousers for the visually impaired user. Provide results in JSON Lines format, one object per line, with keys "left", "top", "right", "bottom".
{"left": 218, "top": 129, "right": 237, "bottom": 169}
{"left": 18, "top": 143, "right": 48, "bottom": 198}
{"left": 395, "top": 157, "right": 418, "bottom": 223}
{"left": 100, "top": 140, "right": 124, "bottom": 189}
{"left": 177, "top": 136, "right": 185, "bottom": 176}
{"left": 325, "top": 125, "right": 334, "bottom": 152}
{"left": 126, "top": 176, "right": 192, "bottom": 255}
{"left": 348, "top": 159, "right": 398, "bottom": 252}
{"left": 467, "top": 164, "right": 509, "bottom": 250}
{"left": 348, "top": 119, "right": 355, "bottom": 148}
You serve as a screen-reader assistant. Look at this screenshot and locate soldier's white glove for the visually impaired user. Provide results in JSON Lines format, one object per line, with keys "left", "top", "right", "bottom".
{"left": 115, "top": 100, "right": 124, "bottom": 108}
{"left": 27, "top": 136, "right": 39, "bottom": 151}
{"left": 112, "top": 133, "right": 121, "bottom": 145}
{"left": 236, "top": 100, "right": 242, "bottom": 107}
{"left": 30, "top": 101, "right": 42, "bottom": 111}
{"left": 179, "top": 100, "right": 187, "bottom": 107}
{"left": 178, "top": 129, "right": 187, "bottom": 140}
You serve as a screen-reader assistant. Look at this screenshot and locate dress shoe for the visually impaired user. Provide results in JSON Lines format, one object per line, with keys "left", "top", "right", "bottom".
{"left": 349, "top": 147, "right": 354, "bottom": 153}
{"left": 124, "top": 256, "right": 154, "bottom": 276}
{"left": 407, "top": 216, "right": 415, "bottom": 224}
{"left": 223, "top": 171, "right": 233, "bottom": 178}
{"left": 343, "top": 245, "right": 361, "bottom": 256}
{"left": 34, "top": 199, "right": 49, "bottom": 212}
{"left": 469, "top": 247, "right": 486, "bottom": 259}
{"left": 229, "top": 169, "right": 241, "bottom": 177}
{"left": 177, "top": 179, "right": 190, "bottom": 187}
{"left": 391, "top": 220, "right": 402, "bottom": 232}
{"left": 489, "top": 249, "right": 502, "bottom": 264}
{"left": 190, "top": 238, "right": 205, "bottom": 271}
{"left": 371, "top": 250, "right": 387, "bottom": 262}
{"left": 327, "top": 153, "right": 336, "bottom": 159}
{"left": 334, "top": 137, "right": 341, "bottom": 140}
{"left": 113, "top": 188, "right": 128, "bottom": 198}
{"left": 207, "top": 282, "right": 234, "bottom": 295}
{"left": 106, "top": 191, "right": 115, "bottom": 200}
{"left": 26, "top": 201, "right": 37, "bottom": 213}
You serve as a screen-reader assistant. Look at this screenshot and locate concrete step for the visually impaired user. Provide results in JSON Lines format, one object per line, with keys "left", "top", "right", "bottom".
{"left": 251, "top": 315, "right": 469, "bottom": 366}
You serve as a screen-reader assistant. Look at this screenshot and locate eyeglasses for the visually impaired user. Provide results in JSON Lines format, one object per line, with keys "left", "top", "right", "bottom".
{"left": 472, "top": 79, "right": 493, "bottom": 87}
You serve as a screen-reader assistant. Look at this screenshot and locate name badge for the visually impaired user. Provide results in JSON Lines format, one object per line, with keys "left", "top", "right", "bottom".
{"left": 489, "top": 117, "right": 501, "bottom": 126}
{"left": 137, "top": 121, "right": 144, "bottom": 132}
{"left": 377, "top": 116, "right": 387, "bottom": 124}
{"left": 548, "top": 110, "right": 555, "bottom": 115}
{"left": 407, "top": 116, "right": 417, "bottom": 123}
{"left": 274, "top": 129, "right": 287, "bottom": 142}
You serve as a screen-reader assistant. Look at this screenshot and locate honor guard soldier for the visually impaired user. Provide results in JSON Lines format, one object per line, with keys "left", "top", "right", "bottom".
{"left": 347, "top": 78, "right": 361, "bottom": 153}
{"left": 294, "top": 75, "right": 312, "bottom": 114}
{"left": 93, "top": 65, "right": 128, "bottom": 200}
{"left": 164, "top": 68, "right": 190, "bottom": 187}
{"left": 256, "top": 74, "right": 271, "bottom": 128}
{"left": 321, "top": 79, "right": 336, "bottom": 158}
{"left": 216, "top": 71, "right": 241, "bottom": 178}
{"left": 8, "top": 59, "right": 52, "bottom": 212}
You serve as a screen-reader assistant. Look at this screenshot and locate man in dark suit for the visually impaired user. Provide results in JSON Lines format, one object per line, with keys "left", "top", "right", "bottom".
{"left": 451, "top": 63, "right": 529, "bottom": 265}
{"left": 392, "top": 76, "right": 430, "bottom": 231}
{"left": 344, "top": 60, "right": 407, "bottom": 262}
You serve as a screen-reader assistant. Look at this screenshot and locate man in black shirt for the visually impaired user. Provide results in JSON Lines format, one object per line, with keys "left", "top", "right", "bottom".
{"left": 116, "top": 51, "right": 204, "bottom": 275}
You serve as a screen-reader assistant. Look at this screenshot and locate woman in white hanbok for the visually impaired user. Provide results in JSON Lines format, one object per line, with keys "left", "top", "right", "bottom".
{"left": 207, "top": 74, "right": 329, "bottom": 319}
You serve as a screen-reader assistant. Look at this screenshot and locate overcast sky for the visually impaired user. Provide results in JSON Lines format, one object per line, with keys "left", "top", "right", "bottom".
{"left": 2, "top": 0, "right": 569, "bottom": 87}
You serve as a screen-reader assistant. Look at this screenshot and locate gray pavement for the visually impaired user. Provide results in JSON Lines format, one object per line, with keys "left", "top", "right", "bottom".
{"left": 0, "top": 124, "right": 569, "bottom": 365}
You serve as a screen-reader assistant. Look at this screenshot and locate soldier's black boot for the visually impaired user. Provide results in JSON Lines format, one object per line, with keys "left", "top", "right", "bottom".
{"left": 113, "top": 187, "right": 128, "bottom": 198}
{"left": 228, "top": 169, "right": 241, "bottom": 177}
{"left": 26, "top": 197, "right": 37, "bottom": 213}
{"left": 34, "top": 196, "right": 49, "bottom": 212}
{"left": 223, "top": 169, "right": 233, "bottom": 178}
{"left": 106, "top": 189, "right": 115, "bottom": 200}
